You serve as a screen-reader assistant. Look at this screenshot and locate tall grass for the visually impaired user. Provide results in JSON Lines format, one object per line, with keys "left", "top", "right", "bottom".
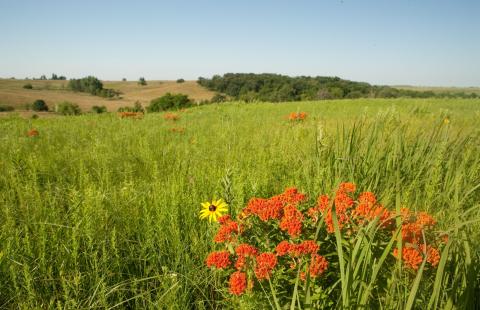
{"left": 0, "top": 99, "right": 479, "bottom": 308}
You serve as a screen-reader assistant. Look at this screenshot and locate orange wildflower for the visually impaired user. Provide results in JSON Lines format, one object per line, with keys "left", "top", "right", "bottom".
{"left": 163, "top": 113, "right": 180, "bottom": 121}
{"left": 254, "top": 253, "right": 277, "bottom": 280}
{"left": 229, "top": 271, "right": 247, "bottom": 295}
{"left": 27, "top": 129, "right": 39, "bottom": 137}
{"left": 214, "top": 219, "right": 239, "bottom": 243}
{"left": 301, "top": 254, "right": 329, "bottom": 280}
{"left": 206, "top": 251, "right": 231, "bottom": 269}
{"left": 279, "top": 205, "right": 303, "bottom": 238}
{"left": 235, "top": 244, "right": 258, "bottom": 270}
{"left": 393, "top": 246, "right": 423, "bottom": 270}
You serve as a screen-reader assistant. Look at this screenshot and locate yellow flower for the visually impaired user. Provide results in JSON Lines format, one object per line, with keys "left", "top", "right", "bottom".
{"left": 443, "top": 118, "right": 450, "bottom": 124}
{"left": 200, "top": 199, "right": 228, "bottom": 223}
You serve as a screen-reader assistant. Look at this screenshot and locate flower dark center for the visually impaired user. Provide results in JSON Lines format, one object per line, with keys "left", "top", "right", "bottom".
{"left": 209, "top": 205, "right": 217, "bottom": 212}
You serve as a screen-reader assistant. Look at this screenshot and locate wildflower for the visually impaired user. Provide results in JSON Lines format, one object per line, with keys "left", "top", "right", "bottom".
{"left": 229, "top": 271, "right": 247, "bottom": 295}
{"left": 279, "top": 205, "right": 303, "bottom": 238}
{"left": 199, "top": 199, "right": 228, "bottom": 223}
{"left": 288, "top": 112, "right": 307, "bottom": 121}
{"left": 235, "top": 244, "right": 258, "bottom": 270}
{"left": 27, "top": 128, "right": 39, "bottom": 137}
{"left": 393, "top": 246, "right": 423, "bottom": 270}
{"left": 308, "top": 254, "right": 328, "bottom": 278}
{"left": 427, "top": 246, "right": 440, "bottom": 267}
{"left": 163, "top": 113, "right": 180, "bottom": 121}
{"left": 214, "top": 219, "right": 239, "bottom": 243}
{"left": 275, "top": 241, "right": 293, "bottom": 256}
{"left": 206, "top": 251, "right": 231, "bottom": 269}
{"left": 255, "top": 253, "right": 277, "bottom": 280}
{"left": 301, "top": 254, "right": 328, "bottom": 280}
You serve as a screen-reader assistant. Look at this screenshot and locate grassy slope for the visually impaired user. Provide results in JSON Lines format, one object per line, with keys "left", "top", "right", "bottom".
{"left": 0, "top": 98, "right": 479, "bottom": 308}
{"left": 393, "top": 85, "right": 480, "bottom": 95}
{"left": 0, "top": 79, "right": 215, "bottom": 112}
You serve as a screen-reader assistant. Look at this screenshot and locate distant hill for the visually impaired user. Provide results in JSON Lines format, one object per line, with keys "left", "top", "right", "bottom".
{"left": 0, "top": 79, "right": 215, "bottom": 112}
{"left": 197, "top": 73, "right": 479, "bottom": 102}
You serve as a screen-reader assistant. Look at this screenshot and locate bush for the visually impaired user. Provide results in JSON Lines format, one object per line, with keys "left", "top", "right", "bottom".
{"left": 0, "top": 105, "right": 15, "bottom": 112}
{"left": 32, "top": 99, "right": 49, "bottom": 112}
{"left": 91, "top": 105, "right": 107, "bottom": 114}
{"left": 138, "top": 77, "right": 147, "bottom": 86}
{"left": 23, "top": 83, "right": 33, "bottom": 89}
{"left": 211, "top": 93, "right": 227, "bottom": 103}
{"left": 147, "top": 93, "right": 192, "bottom": 112}
{"left": 176, "top": 78, "right": 185, "bottom": 83}
{"left": 56, "top": 101, "right": 81, "bottom": 115}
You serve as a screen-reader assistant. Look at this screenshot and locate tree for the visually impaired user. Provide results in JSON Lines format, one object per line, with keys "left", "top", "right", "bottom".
{"left": 32, "top": 99, "right": 49, "bottom": 111}
{"left": 176, "top": 78, "right": 185, "bottom": 83}
{"left": 138, "top": 77, "right": 147, "bottom": 86}
{"left": 147, "top": 93, "right": 192, "bottom": 112}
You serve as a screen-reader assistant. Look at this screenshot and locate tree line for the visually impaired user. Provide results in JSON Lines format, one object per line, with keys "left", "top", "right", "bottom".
{"left": 197, "top": 73, "right": 478, "bottom": 102}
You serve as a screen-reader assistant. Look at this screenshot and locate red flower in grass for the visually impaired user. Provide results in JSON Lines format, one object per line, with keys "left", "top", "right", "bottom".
{"left": 214, "top": 219, "right": 239, "bottom": 243}
{"left": 229, "top": 271, "right": 247, "bottom": 295}
{"left": 235, "top": 244, "right": 258, "bottom": 270}
{"left": 255, "top": 253, "right": 277, "bottom": 280}
{"left": 279, "top": 205, "right": 303, "bottom": 238}
{"left": 27, "top": 129, "right": 39, "bottom": 137}
{"left": 275, "top": 241, "right": 293, "bottom": 256}
{"left": 301, "top": 254, "right": 329, "bottom": 280}
{"left": 393, "top": 246, "right": 423, "bottom": 270}
{"left": 206, "top": 251, "right": 231, "bottom": 269}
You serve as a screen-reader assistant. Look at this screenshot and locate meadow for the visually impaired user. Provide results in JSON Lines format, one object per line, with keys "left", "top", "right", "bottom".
{"left": 0, "top": 98, "right": 479, "bottom": 309}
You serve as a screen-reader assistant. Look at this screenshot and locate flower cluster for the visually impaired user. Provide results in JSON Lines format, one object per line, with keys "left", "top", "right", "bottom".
{"left": 163, "top": 113, "right": 180, "bottom": 121}
{"left": 206, "top": 187, "right": 328, "bottom": 296}
{"left": 118, "top": 111, "right": 144, "bottom": 119}
{"left": 393, "top": 208, "right": 441, "bottom": 270}
{"left": 27, "top": 128, "right": 39, "bottom": 137}
{"left": 204, "top": 183, "right": 444, "bottom": 299}
{"left": 288, "top": 112, "right": 307, "bottom": 121}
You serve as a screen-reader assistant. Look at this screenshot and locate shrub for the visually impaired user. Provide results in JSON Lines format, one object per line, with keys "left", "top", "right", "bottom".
{"left": 122, "top": 78, "right": 127, "bottom": 82}
{"left": 32, "top": 99, "right": 49, "bottom": 112}
{"left": 91, "top": 105, "right": 107, "bottom": 114}
{"left": 0, "top": 105, "right": 15, "bottom": 112}
{"left": 176, "top": 78, "right": 185, "bottom": 83}
{"left": 147, "top": 93, "right": 192, "bottom": 112}
{"left": 138, "top": 77, "right": 147, "bottom": 86}
{"left": 211, "top": 93, "right": 227, "bottom": 103}
{"left": 56, "top": 101, "right": 81, "bottom": 115}
{"left": 23, "top": 83, "right": 33, "bottom": 89}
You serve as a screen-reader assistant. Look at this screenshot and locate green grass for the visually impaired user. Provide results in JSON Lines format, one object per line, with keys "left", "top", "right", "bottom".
{"left": 0, "top": 98, "right": 479, "bottom": 308}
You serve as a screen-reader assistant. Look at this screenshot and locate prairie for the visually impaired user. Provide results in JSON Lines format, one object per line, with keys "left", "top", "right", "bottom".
{"left": 0, "top": 98, "right": 479, "bottom": 308}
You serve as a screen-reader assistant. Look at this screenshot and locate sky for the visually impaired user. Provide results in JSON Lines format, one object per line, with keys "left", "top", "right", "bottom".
{"left": 1, "top": 0, "right": 479, "bottom": 86}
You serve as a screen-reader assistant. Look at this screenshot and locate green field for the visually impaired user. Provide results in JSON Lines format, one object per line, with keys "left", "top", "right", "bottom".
{"left": 1, "top": 98, "right": 479, "bottom": 308}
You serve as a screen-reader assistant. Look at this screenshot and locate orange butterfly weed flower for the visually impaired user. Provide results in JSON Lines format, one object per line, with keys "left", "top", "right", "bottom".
{"left": 254, "top": 253, "right": 277, "bottom": 280}
{"left": 119, "top": 111, "right": 143, "bottom": 119}
{"left": 301, "top": 254, "right": 329, "bottom": 280}
{"left": 235, "top": 244, "right": 258, "bottom": 270}
{"left": 229, "top": 271, "right": 247, "bottom": 295}
{"left": 27, "top": 128, "right": 39, "bottom": 137}
{"left": 279, "top": 205, "right": 303, "bottom": 238}
{"left": 206, "top": 251, "right": 231, "bottom": 269}
{"left": 163, "top": 113, "right": 180, "bottom": 121}
{"left": 393, "top": 246, "right": 423, "bottom": 270}
{"left": 214, "top": 218, "right": 240, "bottom": 243}
{"left": 288, "top": 112, "right": 307, "bottom": 121}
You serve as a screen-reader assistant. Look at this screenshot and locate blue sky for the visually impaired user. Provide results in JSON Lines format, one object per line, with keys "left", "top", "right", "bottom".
{"left": 1, "top": 0, "right": 479, "bottom": 86}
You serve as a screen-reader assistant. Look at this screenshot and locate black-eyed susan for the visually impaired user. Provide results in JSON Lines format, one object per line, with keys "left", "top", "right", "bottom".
{"left": 200, "top": 199, "right": 228, "bottom": 223}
